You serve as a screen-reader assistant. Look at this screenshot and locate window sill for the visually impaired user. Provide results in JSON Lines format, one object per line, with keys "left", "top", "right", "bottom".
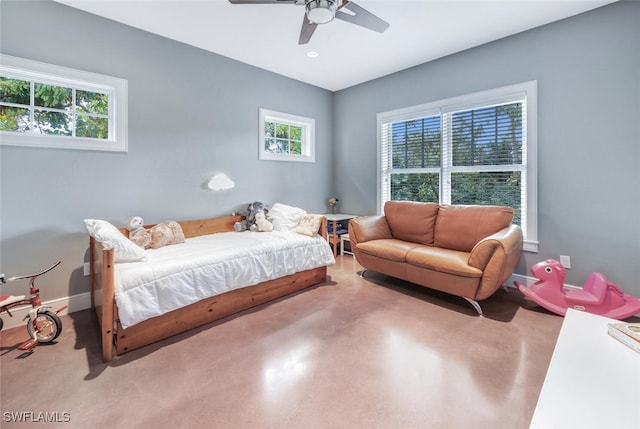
{"left": 524, "top": 240, "right": 539, "bottom": 253}
{"left": 0, "top": 133, "right": 127, "bottom": 152}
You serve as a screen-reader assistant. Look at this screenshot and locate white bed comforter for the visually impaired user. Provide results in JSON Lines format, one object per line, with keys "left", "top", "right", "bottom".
{"left": 114, "top": 230, "right": 335, "bottom": 328}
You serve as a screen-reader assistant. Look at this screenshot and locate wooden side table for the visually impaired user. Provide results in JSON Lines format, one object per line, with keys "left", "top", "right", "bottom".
{"left": 324, "top": 213, "right": 356, "bottom": 257}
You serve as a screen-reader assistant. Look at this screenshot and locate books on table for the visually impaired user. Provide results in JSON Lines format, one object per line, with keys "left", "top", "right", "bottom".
{"left": 607, "top": 322, "right": 640, "bottom": 354}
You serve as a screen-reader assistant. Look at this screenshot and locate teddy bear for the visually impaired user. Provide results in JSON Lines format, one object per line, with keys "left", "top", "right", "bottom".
{"left": 127, "top": 216, "right": 151, "bottom": 249}
{"left": 252, "top": 211, "right": 274, "bottom": 232}
{"left": 234, "top": 201, "right": 272, "bottom": 232}
{"left": 126, "top": 216, "right": 185, "bottom": 249}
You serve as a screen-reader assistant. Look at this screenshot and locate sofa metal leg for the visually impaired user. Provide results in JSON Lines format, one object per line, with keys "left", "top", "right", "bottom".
{"left": 463, "top": 297, "right": 484, "bottom": 317}
{"left": 358, "top": 269, "right": 368, "bottom": 278}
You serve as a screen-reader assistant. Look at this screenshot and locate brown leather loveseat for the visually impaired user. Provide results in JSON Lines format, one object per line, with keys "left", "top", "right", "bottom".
{"left": 349, "top": 201, "right": 523, "bottom": 316}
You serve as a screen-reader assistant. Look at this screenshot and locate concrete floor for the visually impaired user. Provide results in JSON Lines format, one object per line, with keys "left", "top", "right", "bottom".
{"left": 0, "top": 256, "right": 563, "bottom": 429}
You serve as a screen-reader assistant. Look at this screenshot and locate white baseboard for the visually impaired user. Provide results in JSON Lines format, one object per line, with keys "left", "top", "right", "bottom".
{"left": 1, "top": 292, "right": 91, "bottom": 331}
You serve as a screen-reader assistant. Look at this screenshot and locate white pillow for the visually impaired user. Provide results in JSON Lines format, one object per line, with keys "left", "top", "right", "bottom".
{"left": 84, "top": 219, "right": 147, "bottom": 263}
{"left": 268, "top": 203, "right": 307, "bottom": 231}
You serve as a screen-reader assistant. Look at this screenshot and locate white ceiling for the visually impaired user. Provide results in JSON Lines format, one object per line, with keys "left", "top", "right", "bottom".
{"left": 53, "top": 0, "right": 617, "bottom": 91}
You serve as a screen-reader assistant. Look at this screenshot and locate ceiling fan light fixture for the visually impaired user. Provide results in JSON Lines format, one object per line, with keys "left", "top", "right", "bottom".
{"left": 305, "top": 0, "right": 337, "bottom": 25}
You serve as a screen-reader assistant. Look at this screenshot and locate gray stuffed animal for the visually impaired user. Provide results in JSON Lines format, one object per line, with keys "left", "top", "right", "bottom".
{"left": 234, "top": 201, "right": 270, "bottom": 232}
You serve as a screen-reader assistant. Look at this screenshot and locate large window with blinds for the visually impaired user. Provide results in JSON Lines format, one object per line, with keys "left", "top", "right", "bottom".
{"left": 378, "top": 81, "right": 538, "bottom": 251}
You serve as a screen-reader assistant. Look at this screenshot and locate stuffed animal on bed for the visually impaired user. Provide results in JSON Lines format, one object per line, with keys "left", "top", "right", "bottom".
{"left": 252, "top": 211, "right": 274, "bottom": 232}
{"left": 149, "top": 221, "right": 185, "bottom": 249}
{"left": 234, "top": 201, "right": 272, "bottom": 232}
{"left": 127, "top": 216, "right": 152, "bottom": 249}
{"left": 126, "top": 216, "right": 186, "bottom": 249}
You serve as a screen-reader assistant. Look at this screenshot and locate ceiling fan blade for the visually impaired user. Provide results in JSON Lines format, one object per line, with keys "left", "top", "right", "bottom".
{"left": 335, "top": 1, "right": 390, "bottom": 33}
{"left": 228, "top": 0, "right": 302, "bottom": 4}
{"left": 298, "top": 14, "right": 318, "bottom": 45}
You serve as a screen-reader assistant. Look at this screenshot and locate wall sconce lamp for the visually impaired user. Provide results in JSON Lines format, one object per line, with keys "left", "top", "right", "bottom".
{"left": 207, "top": 173, "right": 235, "bottom": 191}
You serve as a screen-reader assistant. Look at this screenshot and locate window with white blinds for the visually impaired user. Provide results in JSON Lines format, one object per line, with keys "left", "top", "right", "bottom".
{"left": 378, "top": 81, "right": 538, "bottom": 251}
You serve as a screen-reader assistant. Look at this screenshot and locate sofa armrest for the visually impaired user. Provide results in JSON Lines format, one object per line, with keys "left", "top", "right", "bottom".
{"left": 468, "top": 225, "right": 522, "bottom": 270}
{"left": 468, "top": 224, "right": 523, "bottom": 300}
{"left": 349, "top": 215, "right": 392, "bottom": 246}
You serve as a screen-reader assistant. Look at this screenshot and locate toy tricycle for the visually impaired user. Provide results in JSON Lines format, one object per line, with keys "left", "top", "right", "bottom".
{"left": 0, "top": 261, "right": 67, "bottom": 351}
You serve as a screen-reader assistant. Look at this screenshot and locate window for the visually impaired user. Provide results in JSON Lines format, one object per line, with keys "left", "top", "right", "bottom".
{"left": 259, "top": 108, "right": 315, "bottom": 162}
{"left": 378, "top": 81, "right": 538, "bottom": 252}
{"left": 0, "top": 54, "right": 127, "bottom": 152}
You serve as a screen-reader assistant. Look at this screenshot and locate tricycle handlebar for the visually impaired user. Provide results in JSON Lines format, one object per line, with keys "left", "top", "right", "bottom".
{"left": 2, "top": 261, "right": 61, "bottom": 283}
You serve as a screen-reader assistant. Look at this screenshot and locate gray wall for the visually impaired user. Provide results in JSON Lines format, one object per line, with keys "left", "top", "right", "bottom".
{"left": 333, "top": 1, "right": 640, "bottom": 295}
{"left": 0, "top": 0, "right": 334, "bottom": 301}
{"left": 2, "top": 0, "right": 639, "bottom": 305}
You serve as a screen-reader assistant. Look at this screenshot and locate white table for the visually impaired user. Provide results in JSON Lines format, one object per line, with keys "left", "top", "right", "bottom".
{"left": 530, "top": 309, "right": 640, "bottom": 429}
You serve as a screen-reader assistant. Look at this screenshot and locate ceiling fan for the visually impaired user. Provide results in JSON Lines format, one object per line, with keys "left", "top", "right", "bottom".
{"left": 228, "top": 0, "right": 390, "bottom": 45}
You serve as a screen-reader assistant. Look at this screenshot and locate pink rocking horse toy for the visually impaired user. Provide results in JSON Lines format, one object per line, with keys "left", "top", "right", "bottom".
{"left": 515, "top": 259, "right": 640, "bottom": 320}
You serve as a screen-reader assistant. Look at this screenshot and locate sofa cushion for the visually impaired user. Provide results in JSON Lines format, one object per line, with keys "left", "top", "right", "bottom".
{"left": 434, "top": 205, "right": 514, "bottom": 252}
{"left": 406, "top": 247, "right": 483, "bottom": 278}
{"left": 356, "top": 239, "right": 421, "bottom": 262}
{"left": 349, "top": 215, "right": 392, "bottom": 244}
{"left": 384, "top": 201, "right": 439, "bottom": 245}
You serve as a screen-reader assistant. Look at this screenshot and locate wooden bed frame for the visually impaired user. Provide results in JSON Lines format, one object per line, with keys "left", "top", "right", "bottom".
{"left": 89, "top": 214, "right": 329, "bottom": 362}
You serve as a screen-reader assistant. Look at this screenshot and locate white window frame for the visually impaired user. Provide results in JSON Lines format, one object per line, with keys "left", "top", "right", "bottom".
{"left": 0, "top": 54, "right": 128, "bottom": 152}
{"left": 259, "top": 108, "right": 315, "bottom": 163}
{"left": 377, "top": 81, "right": 538, "bottom": 252}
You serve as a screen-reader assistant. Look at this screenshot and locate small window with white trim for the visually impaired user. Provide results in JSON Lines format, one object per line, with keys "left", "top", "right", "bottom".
{"left": 259, "top": 108, "right": 315, "bottom": 162}
{"left": 0, "top": 54, "right": 127, "bottom": 152}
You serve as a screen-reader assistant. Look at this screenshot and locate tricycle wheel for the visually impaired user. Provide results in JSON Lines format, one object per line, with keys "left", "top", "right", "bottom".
{"left": 27, "top": 310, "right": 62, "bottom": 343}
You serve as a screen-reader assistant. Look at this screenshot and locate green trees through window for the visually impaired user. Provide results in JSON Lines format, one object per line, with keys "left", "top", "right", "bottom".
{"left": 0, "top": 54, "right": 127, "bottom": 152}
{"left": 259, "top": 108, "right": 315, "bottom": 162}
{"left": 264, "top": 121, "right": 303, "bottom": 155}
{"left": 0, "top": 77, "right": 109, "bottom": 139}
{"left": 386, "top": 103, "right": 524, "bottom": 225}
{"left": 379, "top": 82, "right": 537, "bottom": 248}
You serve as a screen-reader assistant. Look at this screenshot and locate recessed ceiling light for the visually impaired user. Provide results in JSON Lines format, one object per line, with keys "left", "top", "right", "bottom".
{"left": 306, "top": 51, "right": 319, "bottom": 58}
